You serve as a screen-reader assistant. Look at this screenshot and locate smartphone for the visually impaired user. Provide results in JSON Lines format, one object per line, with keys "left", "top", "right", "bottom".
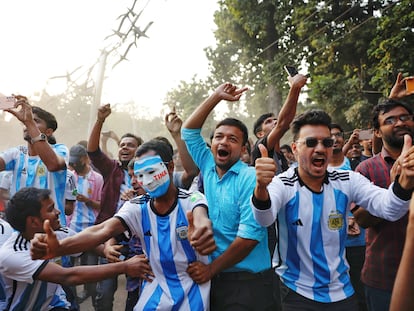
{"left": 359, "top": 129, "right": 373, "bottom": 140}
{"left": 405, "top": 76, "right": 414, "bottom": 94}
{"left": 0, "top": 94, "right": 15, "bottom": 110}
{"left": 284, "top": 65, "right": 299, "bottom": 77}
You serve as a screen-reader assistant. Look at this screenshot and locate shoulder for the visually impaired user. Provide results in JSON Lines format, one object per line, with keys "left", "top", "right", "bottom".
{"left": 327, "top": 169, "right": 351, "bottom": 181}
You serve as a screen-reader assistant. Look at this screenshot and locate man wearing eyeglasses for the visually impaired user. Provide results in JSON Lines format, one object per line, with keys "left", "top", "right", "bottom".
{"left": 251, "top": 109, "right": 414, "bottom": 311}
{"left": 353, "top": 96, "right": 414, "bottom": 311}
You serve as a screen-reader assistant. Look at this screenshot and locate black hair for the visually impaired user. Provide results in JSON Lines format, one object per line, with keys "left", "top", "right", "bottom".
{"left": 372, "top": 98, "right": 413, "bottom": 129}
{"left": 135, "top": 139, "right": 173, "bottom": 163}
{"left": 291, "top": 110, "right": 332, "bottom": 141}
{"left": 215, "top": 118, "right": 249, "bottom": 145}
{"left": 330, "top": 123, "right": 344, "bottom": 133}
{"left": 120, "top": 133, "right": 144, "bottom": 147}
{"left": 280, "top": 144, "right": 293, "bottom": 153}
{"left": 153, "top": 136, "right": 174, "bottom": 155}
{"left": 6, "top": 187, "right": 51, "bottom": 232}
{"left": 32, "top": 106, "right": 58, "bottom": 131}
{"left": 253, "top": 113, "right": 275, "bottom": 137}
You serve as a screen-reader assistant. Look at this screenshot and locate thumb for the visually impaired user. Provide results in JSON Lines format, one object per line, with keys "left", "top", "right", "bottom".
{"left": 43, "top": 219, "right": 54, "bottom": 237}
{"left": 258, "top": 143, "right": 269, "bottom": 158}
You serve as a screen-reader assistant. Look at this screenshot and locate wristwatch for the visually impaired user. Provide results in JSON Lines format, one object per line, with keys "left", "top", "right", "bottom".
{"left": 30, "top": 133, "right": 47, "bottom": 144}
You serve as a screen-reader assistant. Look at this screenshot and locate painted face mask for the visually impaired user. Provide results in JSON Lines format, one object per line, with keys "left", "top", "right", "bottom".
{"left": 134, "top": 155, "right": 170, "bottom": 198}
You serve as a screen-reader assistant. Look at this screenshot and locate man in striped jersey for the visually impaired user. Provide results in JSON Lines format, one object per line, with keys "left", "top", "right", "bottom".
{"left": 30, "top": 139, "right": 216, "bottom": 310}
{"left": 0, "top": 187, "right": 148, "bottom": 311}
{"left": 0, "top": 217, "right": 13, "bottom": 310}
{"left": 251, "top": 109, "right": 414, "bottom": 311}
{"left": 67, "top": 143, "right": 104, "bottom": 305}
{"left": 0, "top": 96, "right": 68, "bottom": 226}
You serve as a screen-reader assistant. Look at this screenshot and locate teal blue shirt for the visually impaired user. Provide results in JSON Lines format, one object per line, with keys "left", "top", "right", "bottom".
{"left": 182, "top": 128, "right": 270, "bottom": 273}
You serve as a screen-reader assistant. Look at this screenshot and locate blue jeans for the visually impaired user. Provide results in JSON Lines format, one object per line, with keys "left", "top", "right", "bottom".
{"left": 364, "top": 284, "right": 391, "bottom": 311}
{"left": 95, "top": 257, "right": 118, "bottom": 311}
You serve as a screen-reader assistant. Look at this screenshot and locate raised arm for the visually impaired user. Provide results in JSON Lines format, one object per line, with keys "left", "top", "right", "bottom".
{"left": 6, "top": 96, "right": 65, "bottom": 171}
{"left": 266, "top": 74, "right": 307, "bottom": 152}
{"left": 165, "top": 110, "right": 199, "bottom": 188}
{"left": 88, "top": 104, "right": 111, "bottom": 152}
{"left": 390, "top": 193, "right": 414, "bottom": 311}
{"left": 183, "top": 83, "right": 248, "bottom": 130}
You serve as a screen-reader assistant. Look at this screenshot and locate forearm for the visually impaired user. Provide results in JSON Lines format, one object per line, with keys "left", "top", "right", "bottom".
{"left": 26, "top": 121, "right": 65, "bottom": 171}
{"left": 173, "top": 135, "right": 199, "bottom": 187}
{"left": 58, "top": 219, "right": 121, "bottom": 256}
{"left": 88, "top": 119, "right": 104, "bottom": 152}
{"left": 183, "top": 92, "right": 221, "bottom": 129}
{"left": 390, "top": 215, "right": 414, "bottom": 311}
{"left": 209, "top": 237, "right": 257, "bottom": 276}
{"left": 61, "top": 261, "right": 129, "bottom": 286}
{"left": 267, "top": 85, "right": 301, "bottom": 152}
{"left": 86, "top": 199, "right": 101, "bottom": 210}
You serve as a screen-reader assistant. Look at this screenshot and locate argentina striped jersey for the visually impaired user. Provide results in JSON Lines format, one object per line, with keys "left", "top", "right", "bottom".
{"left": 252, "top": 167, "right": 409, "bottom": 303}
{"left": 115, "top": 189, "right": 210, "bottom": 311}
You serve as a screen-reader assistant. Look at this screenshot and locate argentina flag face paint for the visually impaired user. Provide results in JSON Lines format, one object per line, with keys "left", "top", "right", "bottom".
{"left": 134, "top": 155, "right": 170, "bottom": 198}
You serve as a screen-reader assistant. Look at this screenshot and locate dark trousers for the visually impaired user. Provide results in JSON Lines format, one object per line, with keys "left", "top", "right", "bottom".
{"left": 211, "top": 269, "right": 276, "bottom": 311}
{"left": 95, "top": 257, "right": 118, "bottom": 311}
{"left": 346, "top": 246, "right": 367, "bottom": 311}
{"left": 364, "top": 284, "right": 391, "bottom": 311}
{"left": 280, "top": 282, "right": 358, "bottom": 311}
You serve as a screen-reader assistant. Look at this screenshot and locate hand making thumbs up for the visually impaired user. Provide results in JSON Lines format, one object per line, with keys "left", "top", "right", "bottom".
{"left": 396, "top": 134, "right": 414, "bottom": 190}
{"left": 254, "top": 144, "right": 278, "bottom": 189}
{"left": 30, "top": 219, "right": 60, "bottom": 260}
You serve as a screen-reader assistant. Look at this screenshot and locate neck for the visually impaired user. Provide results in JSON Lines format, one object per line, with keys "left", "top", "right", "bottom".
{"left": 329, "top": 152, "right": 344, "bottom": 166}
{"left": 382, "top": 143, "right": 402, "bottom": 160}
{"left": 153, "top": 186, "right": 178, "bottom": 215}
{"left": 77, "top": 166, "right": 91, "bottom": 176}
{"left": 298, "top": 169, "right": 325, "bottom": 192}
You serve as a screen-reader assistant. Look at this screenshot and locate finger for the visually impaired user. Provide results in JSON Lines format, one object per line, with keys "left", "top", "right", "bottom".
{"left": 397, "top": 72, "right": 403, "bottom": 83}
{"left": 187, "top": 210, "right": 194, "bottom": 235}
{"left": 258, "top": 143, "right": 269, "bottom": 158}
{"left": 402, "top": 134, "right": 412, "bottom": 158}
{"left": 172, "top": 105, "right": 176, "bottom": 113}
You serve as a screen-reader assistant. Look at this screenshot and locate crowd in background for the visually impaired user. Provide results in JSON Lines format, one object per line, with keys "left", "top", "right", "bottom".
{"left": 0, "top": 72, "right": 414, "bottom": 311}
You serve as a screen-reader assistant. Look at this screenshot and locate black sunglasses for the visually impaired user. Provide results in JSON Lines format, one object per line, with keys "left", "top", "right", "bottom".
{"left": 296, "top": 137, "right": 334, "bottom": 148}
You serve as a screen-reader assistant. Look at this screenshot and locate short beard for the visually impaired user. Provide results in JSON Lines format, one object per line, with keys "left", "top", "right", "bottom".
{"left": 332, "top": 147, "right": 342, "bottom": 155}
{"left": 385, "top": 135, "right": 405, "bottom": 150}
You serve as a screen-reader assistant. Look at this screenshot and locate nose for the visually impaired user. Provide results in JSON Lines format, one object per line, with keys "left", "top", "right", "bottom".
{"left": 142, "top": 174, "right": 153, "bottom": 186}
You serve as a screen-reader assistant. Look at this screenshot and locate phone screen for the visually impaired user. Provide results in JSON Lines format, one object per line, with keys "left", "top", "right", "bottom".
{"left": 359, "top": 129, "right": 373, "bottom": 140}
{"left": 0, "top": 95, "right": 15, "bottom": 110}
{"left": 284, "top": 65, "right": 298, "bottom": 77}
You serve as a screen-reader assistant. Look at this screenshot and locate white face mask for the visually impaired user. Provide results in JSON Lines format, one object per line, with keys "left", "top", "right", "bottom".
{"left": 134, "top": 155, "right": 170, "bottom": 198}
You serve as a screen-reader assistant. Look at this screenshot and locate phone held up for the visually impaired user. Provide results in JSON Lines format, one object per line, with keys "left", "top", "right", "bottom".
{"left": 359, "top": 129, "right": 373, "bottom": 140}
{"left": 0, "top": 94, "right": 16, "bottom": 110}
{"left": 284, "top": 65, "right": 299, "bottom": 77}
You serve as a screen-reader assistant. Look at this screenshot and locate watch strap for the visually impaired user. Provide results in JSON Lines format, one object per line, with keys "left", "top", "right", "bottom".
{"left": 30, "top": 133, "right": 47, "bottom": 144}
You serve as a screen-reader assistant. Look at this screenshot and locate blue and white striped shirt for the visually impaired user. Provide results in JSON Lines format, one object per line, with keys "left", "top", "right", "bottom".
{"left": 252, "top": 167, "right": 409, "bottom": 303}
{"left": 116, "top": 189, "right": 210, "bottom": 311}
{"left": 0, "top": 144, "right": 68, "bottom": 225}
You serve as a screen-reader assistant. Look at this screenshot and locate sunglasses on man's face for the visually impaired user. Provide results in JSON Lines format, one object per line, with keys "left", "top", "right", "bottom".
{"left": 382, "top": 114, "right": 414, "bottom": 126}
{"left": 296, "top": 137, "right": 334, "bottom": 148}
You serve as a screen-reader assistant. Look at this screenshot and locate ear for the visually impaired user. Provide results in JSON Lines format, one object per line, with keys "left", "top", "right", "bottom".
{"left": 256, "top": 131, "right": 265, "bottom": 139}
{"left": 167, "top": 160, "right": 175, "bottom": 173}
{"left": 374, "top": 128, "right": 382, "bottom": 138}
{"left": 241, "top": 144, "right": 247, "bottom": 155}
{"left": 27, "top": 215, "right": 42, "bottom": 230}
{"left": 291, "top": 141, "right": 298, "bottom": 155}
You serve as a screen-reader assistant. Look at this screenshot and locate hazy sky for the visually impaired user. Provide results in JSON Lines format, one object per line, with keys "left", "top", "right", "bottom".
{"left": 0, "top": 0, "right": 218, "bottom": 118}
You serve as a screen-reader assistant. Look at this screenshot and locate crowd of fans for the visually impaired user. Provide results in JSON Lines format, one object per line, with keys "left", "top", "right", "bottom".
{"left": 0, "top": 71, "right": 414, "bottom": 311}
